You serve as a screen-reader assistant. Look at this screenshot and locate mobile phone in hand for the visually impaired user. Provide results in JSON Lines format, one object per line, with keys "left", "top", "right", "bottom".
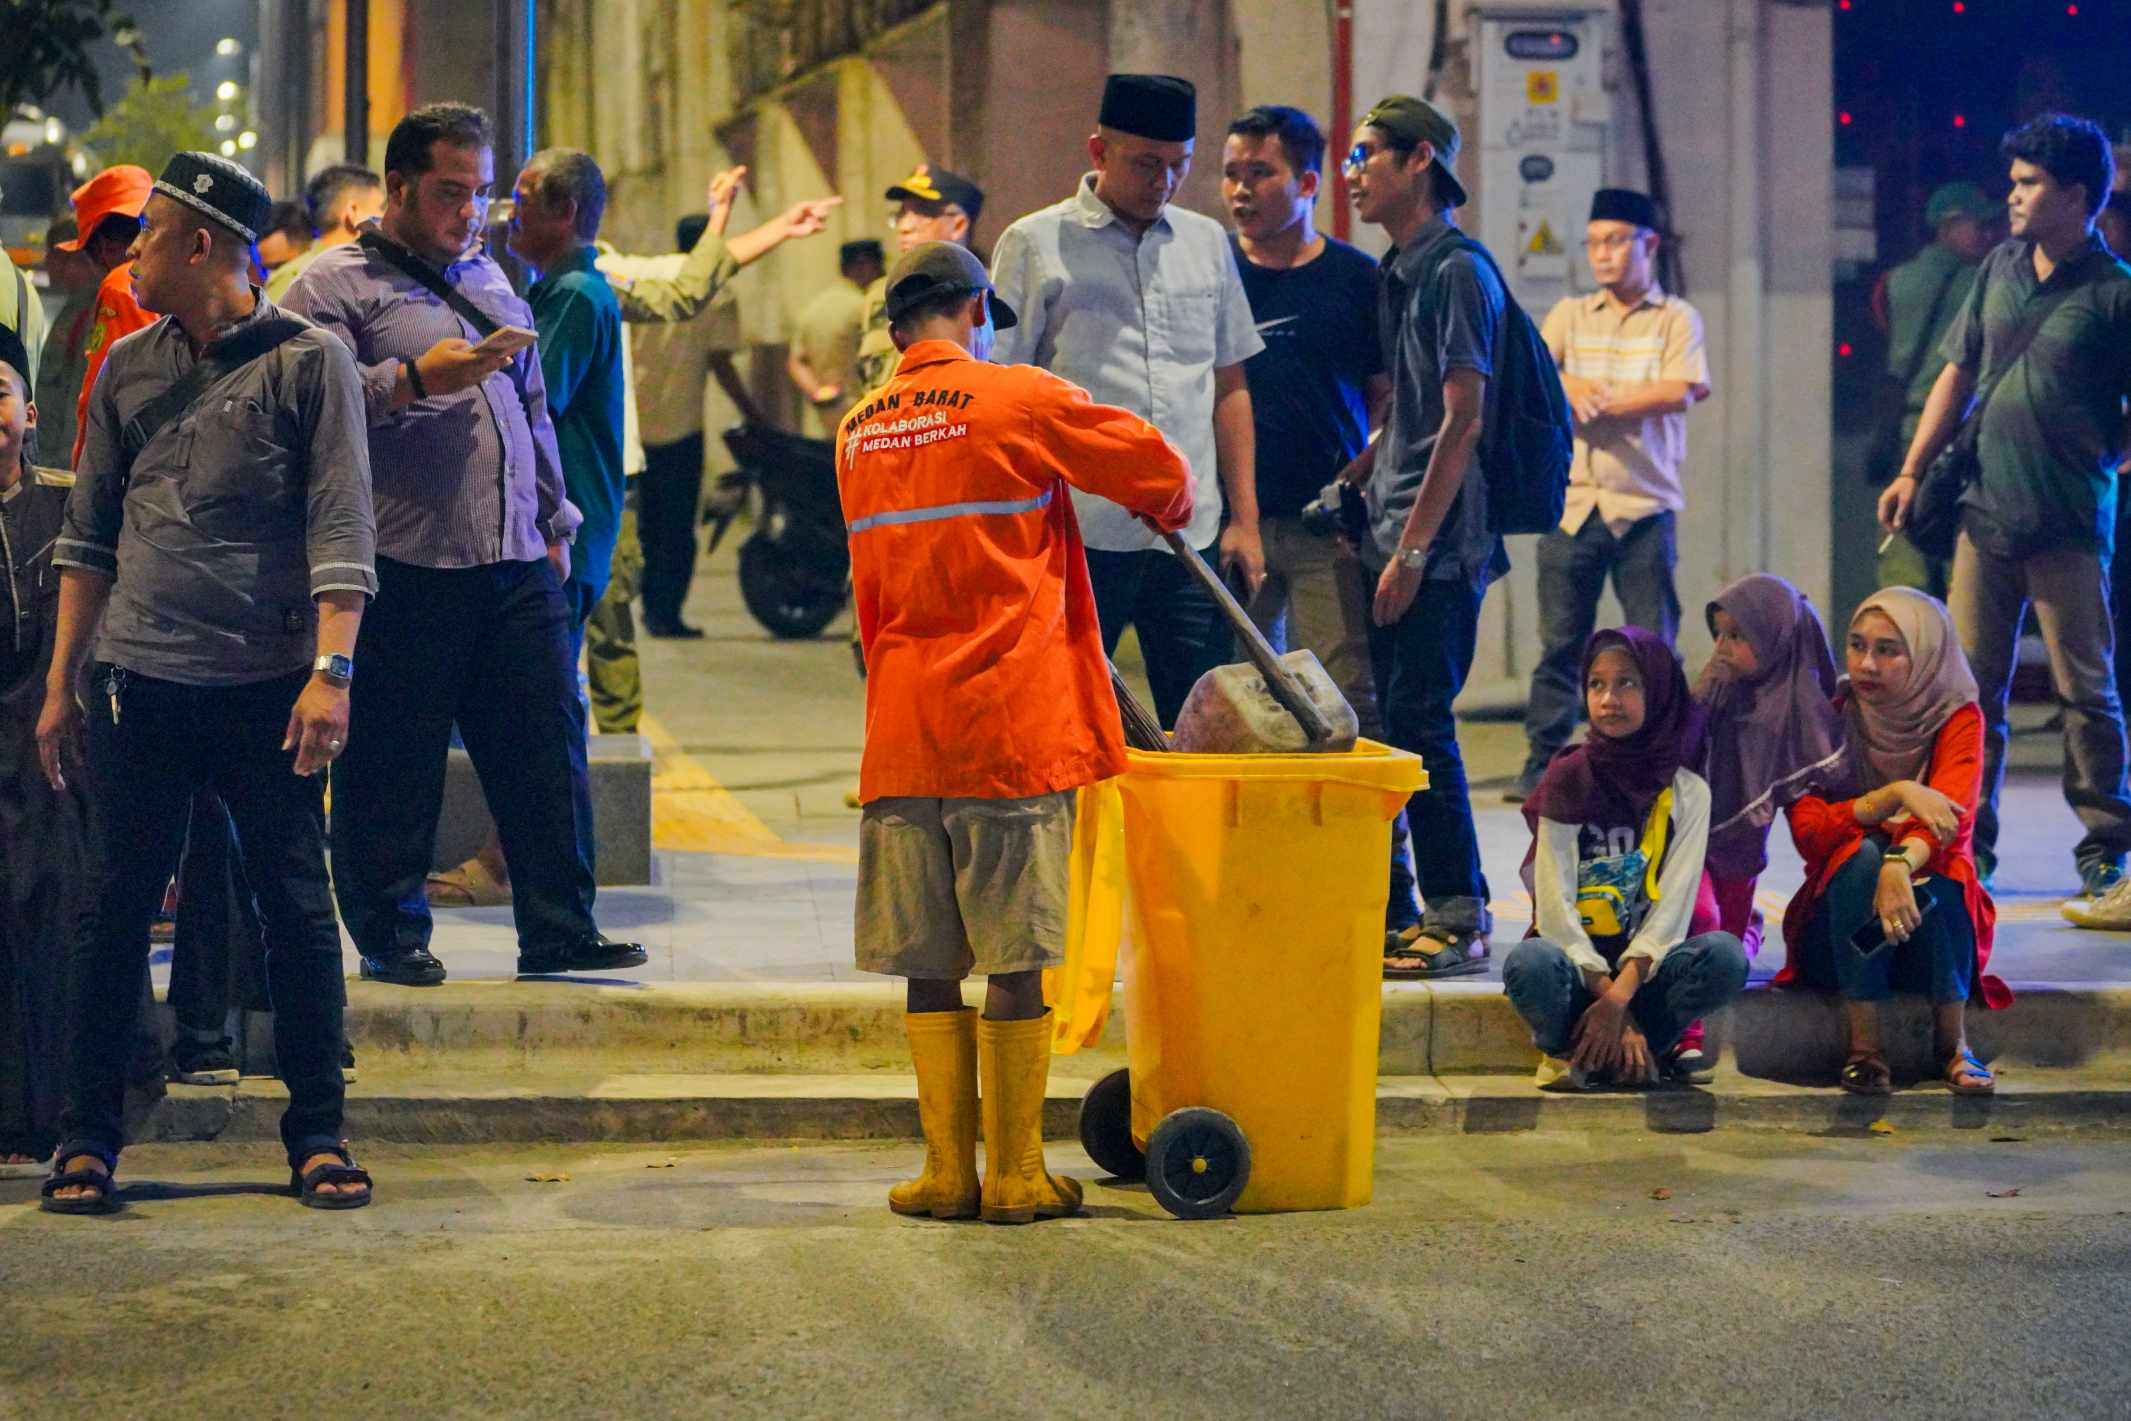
{"left": 472, "top": 325, "right": 538, "bottom": 358}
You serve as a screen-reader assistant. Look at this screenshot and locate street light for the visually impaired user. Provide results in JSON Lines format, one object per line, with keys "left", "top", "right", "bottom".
{"left": 220, "top": 140, "right": 237, "bottom": 156}
{"left": 216, "top": 80, "right": 238, "bottom": 101}
{"left": 215, "top": 113, "right": 237, "bottom": 132}
{"left": 237, "top": 130, "right": 257, "bottom": 151}
{"left": 216, "top": 37, "right": 241, "bottom": 56}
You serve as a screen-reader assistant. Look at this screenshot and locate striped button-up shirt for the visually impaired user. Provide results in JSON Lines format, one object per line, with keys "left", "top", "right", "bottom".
{"left": 284, "top": 237, "right": 580, "bottom": 569}
{"left": 1540, "top": 286, "right": 1709, "bottom": 536}
{"left": 57, "top": 294, "right": 378, "bottom": 685}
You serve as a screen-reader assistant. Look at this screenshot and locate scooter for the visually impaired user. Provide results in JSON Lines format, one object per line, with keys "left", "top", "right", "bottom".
{"left": 714, "top": 424, "right": 850, "bottom": 640}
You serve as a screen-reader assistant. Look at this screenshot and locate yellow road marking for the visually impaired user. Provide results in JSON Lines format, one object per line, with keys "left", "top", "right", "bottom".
{"left": 639, "top": 712, "right": 859, "bottom": 865}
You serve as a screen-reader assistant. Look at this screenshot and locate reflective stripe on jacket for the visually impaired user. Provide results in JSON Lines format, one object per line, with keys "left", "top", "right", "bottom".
{"left": 837, "top": 339, "right": 1192, "bottom": 800}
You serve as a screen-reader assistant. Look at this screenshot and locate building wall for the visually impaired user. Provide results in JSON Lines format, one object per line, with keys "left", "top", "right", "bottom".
{"left": 534, "top": 0, "right": 1834, "bottom": 695}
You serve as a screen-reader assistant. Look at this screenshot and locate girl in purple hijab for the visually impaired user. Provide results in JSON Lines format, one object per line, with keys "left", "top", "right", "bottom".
{"left": 1506, "top": 629, "right": 1747, "bottom": 1091}
{"left": 1693, "top": 575, "right": 1847, "bottom": 958}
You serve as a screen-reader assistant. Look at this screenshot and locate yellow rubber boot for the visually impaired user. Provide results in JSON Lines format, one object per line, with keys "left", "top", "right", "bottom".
{"left": 977, "top": 1012, "right": 1085, "bottom": 1224}
{"left": 888, "top": 1008, "right": 980, "bottom": 1220}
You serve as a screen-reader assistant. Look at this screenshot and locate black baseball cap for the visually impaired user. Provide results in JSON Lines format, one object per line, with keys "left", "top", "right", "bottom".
{"left": 883, "top": 241, "right": 1017, "bottom": 330}
{"left": 884, "top": 164, "right": 986, "bottom": 226}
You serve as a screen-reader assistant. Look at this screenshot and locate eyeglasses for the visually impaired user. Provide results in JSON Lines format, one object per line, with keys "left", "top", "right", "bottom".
{"left": 1341, "top": 141, "right": 1410, "bottom": 176}
{"left": 1583, "top": 233, "right": 1643, "bottom": 252}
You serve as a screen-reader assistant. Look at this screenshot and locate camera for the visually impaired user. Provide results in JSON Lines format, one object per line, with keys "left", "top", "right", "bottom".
{"left": 1299, "top": 479, "right": 1369, "bottom": 542}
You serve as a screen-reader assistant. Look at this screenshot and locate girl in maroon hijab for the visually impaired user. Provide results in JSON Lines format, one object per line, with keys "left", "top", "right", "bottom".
{"left": 1506, "top": 628, "right": 1748, "bottom": 1090}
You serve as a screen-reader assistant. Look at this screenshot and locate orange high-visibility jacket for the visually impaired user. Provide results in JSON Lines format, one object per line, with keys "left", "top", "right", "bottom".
{"left": 72, "top": 263, "right": 157, "bottom": 468}
{"left": 837, "top": 339, "right": 1193, "bottom": 801}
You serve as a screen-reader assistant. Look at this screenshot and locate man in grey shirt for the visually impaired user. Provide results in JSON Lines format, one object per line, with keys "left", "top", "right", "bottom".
{"left": 36, "top": 152, "right": 376, "bottom": 1211}
{"left": 286, "top": 102, "right": 648, "bottom": 987}
{"left": 991, "top": 73, "right": 1265, "bottom": 726}
{"left": 1342, "top": 96, "right": 1508, "bottom": 979}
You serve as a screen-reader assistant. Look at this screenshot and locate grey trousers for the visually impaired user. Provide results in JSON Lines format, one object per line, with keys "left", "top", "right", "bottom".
{"left": 1948, "top": 529, "right": 2131, "bottom": 872}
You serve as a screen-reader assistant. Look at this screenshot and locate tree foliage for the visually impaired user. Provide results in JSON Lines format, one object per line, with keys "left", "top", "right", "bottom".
{"left": 81, "top": 74, "right": 216, "bottom": 174}
{"left": 0, "top": 0, "right": 142, "bottom": 119}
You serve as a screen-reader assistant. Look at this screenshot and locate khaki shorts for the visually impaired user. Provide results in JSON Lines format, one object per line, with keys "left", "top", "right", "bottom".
{"left": 855, "top": 791, "right": 1076, "bottom": 979}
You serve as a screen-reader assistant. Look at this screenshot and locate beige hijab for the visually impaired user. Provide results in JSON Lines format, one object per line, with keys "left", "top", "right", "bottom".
{"left": 1842, "top": 587, "right": 1979, "bottom": 790}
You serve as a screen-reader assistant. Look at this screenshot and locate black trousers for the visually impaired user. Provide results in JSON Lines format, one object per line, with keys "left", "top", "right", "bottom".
{"left": 639, "top": 433, "right": 707, "bottom": 626}
{"left": 1084, "top": 543, "right": 1228, "bottom": 729}
{"left": 62, "top": 666, "right": 345, "bottom": 1164}
{"left": 0, "top": 666, "right": 86, "bottom": 1160}
{"left": 168, "top": 787, "right": 265, "bottom": 1037}
{"left": 331, "top": 556, "right": 596, "bottom": 958}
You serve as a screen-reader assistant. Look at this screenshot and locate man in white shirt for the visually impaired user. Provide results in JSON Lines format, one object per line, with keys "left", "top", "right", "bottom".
{"left": 990, "top": 73, "right": 1264, "bottom": 726}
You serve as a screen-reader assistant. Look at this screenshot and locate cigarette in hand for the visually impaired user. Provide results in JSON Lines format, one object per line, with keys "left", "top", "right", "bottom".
{"left": 1877, "top": 533, "right": 1895, "bottom": 556}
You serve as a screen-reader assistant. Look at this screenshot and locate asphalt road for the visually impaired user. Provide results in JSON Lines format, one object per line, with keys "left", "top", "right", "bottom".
{"left": 5, "top": 1131, "right": 2128, "bottom": 1418}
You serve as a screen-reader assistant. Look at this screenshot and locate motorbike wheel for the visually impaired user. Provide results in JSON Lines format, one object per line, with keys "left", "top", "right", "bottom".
{"left": 737, "top": 532, "right": 847, "bottom": 639}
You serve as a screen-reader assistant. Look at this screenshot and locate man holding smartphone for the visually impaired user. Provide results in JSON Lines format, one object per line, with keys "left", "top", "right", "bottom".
{"left": 287, "top": 103, "right": 645, "bottom": 985}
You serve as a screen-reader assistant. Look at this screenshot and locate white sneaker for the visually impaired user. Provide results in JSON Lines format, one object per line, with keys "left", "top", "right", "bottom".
{"left": 2064, "top": 873, "right": 2131, "bottom": 929}
{"left": 1533, "top": 1055, "right": 1589, "bottom": 1092}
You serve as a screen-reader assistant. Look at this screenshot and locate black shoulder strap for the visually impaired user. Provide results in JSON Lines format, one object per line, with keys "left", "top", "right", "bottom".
{"left": 357, "top": 228, "right": 502, "bottom": 338}
{"left": 119, "top": 314, "right": 310, "bottom": 471}
{"left": 1968, "top": 261, "right": 2088, "bottom": 427}
{"left": 1890, "top": 263, "right": 1966, "bottom": 393}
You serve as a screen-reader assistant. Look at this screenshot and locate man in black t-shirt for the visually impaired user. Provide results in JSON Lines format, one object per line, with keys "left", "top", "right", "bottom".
{"left": 1223, "top": 104, "right": 1418, "bottom": 937}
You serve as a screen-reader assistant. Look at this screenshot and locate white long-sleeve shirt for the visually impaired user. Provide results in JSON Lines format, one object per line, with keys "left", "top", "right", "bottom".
{"left": 1531, "top": 767, "right": 1713, "bottom": 977}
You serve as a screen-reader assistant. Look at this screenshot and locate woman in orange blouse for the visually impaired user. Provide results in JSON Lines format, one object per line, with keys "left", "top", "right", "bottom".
{"left": 1778, "top": 588, "right": 2010, "bottom": 1096}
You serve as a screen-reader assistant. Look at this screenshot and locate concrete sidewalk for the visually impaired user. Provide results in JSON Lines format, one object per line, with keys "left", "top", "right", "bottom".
{"left": 137, "top": 535, "right": 2131, "bottom": 1139}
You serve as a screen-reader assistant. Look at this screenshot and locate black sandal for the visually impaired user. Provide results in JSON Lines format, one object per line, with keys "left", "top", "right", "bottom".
{"left": 291, "top": 1146, "right": 374, "bottom": 1211}
{"left": 1384, "top": 925, "right": 1490, "bottom": 980}
{"left": 39, "top": 1145, "right": 121, "bottom": 1216}
{"left": 1839, "top": 1052, "right": 1893, "bottom": 1096}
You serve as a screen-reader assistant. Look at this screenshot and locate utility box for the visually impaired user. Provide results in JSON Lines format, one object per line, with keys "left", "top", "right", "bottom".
{"left": 1471, "top": 8, "right": 1611, "bottom": 317}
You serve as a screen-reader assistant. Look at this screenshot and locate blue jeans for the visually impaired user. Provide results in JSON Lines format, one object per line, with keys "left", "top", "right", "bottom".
{"left": 1793, "top": 839, "right": 1975, "bottom": 1003}
{"left": 1367, "top": 575, "right": 1490, "bottom": 931}
{"left": 1503, "top": 932, "right": 1749, "bottom": 1058}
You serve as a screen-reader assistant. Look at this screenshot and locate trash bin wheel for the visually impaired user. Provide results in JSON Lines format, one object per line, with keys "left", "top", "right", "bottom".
{"left": 1077, "top": 1069, "right": 1144, "bottom": 1181}
{"left": 1144, "top": 1107, "right": 1251, "bottom": 1220}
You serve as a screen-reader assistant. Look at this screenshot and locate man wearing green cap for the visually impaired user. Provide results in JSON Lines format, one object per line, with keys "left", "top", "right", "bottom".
{"left": 1340, "top": 94, "right": 1507, "bottom": 978}
{"left": 1873, "top": 181, "right": 1997, "bottom": 594}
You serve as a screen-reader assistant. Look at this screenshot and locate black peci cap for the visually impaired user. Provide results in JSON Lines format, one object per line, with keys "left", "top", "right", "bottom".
{"left": 1589, "top": 188, "right": 1665, "bottom": 232}
{"left": 1099, "top": 74, "right": 1196, "bottom": 143}
{"left": 154, "top": 152, "right": 274, "bottom": 245}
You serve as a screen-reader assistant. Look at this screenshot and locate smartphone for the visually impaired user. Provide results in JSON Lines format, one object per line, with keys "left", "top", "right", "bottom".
{"left": 472, "top": 325, "right": 538, "bottom": 358}
{"left": 1850, "top": 891, "right": 1938, "bottom": 954}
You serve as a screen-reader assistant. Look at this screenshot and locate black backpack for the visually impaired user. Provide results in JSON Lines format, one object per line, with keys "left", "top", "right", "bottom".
{"left": 1419, "top": 235, "right": 1573, "bottom": 536}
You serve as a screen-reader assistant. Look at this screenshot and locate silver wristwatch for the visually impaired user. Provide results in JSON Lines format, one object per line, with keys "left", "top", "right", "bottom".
{"left": 1395, "top": 544, "right": 1428, "bottom": 571}
{"left": 314, "top": 653, "right": 354, "bottom": 687}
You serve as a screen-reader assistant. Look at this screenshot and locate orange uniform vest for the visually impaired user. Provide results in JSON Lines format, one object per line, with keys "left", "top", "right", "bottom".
{"left": 72, "top": 263, "right": 157, "bottom": 468}
{"left": 837, "top": 339, "right": 1193, "bottom": 801}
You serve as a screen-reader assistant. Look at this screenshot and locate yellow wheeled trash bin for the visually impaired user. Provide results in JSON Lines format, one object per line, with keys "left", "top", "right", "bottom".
{"left": 1052, "top": 738, "right": 1424, "bottom": 1218}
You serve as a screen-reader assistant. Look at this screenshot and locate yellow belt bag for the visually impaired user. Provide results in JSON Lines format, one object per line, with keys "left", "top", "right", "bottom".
{"left": 1574, "top": 788, "right": 1674, "bottom": 938}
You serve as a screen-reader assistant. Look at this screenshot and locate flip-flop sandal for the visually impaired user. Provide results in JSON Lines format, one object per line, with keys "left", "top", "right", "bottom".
{"left": 1384, "top": 927, "right": 1489, "bottom": 980}
{"left": 0, "top": 1151, "right": 53, "bottom": 1181}
{"left": 292, "top": 1147, "right": 374, "bottom": 1211}
{"left": 39, "top": 1146, "right": 121, "bottom": 1216}
{"left": 1945, "top": 1048, "right": 1996, "bottom": 1096}
{"left": 425, "top": 857, "right": 511, "bottom": 909}
{"left": 1839, "top": 1052, "right": 1893, "bottom": 1096}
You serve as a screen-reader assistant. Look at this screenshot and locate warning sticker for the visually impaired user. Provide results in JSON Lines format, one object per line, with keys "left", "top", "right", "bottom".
{"left": 1526, "top": 221, "right": 1562, "bottom": 256}
{"left": 1527, "top": 70, "right": 1559, "bottom": 105}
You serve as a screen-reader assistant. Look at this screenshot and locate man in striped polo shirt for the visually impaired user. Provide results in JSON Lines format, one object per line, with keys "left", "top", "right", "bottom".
{"left": 1510, "top": 187, "right": 1711, "bottom": 801}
